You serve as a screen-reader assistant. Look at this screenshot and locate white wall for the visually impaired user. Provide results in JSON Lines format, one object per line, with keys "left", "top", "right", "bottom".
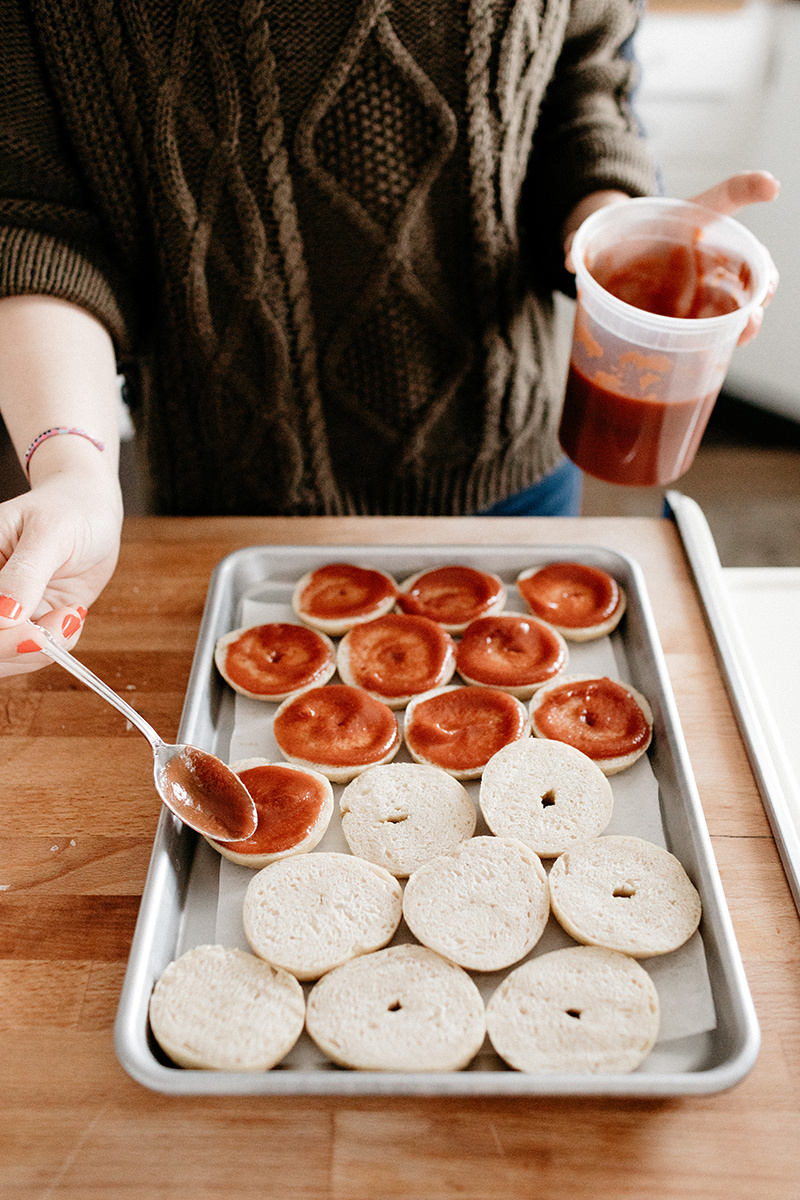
{"left": 635, "top": 1, "right": 800, "bottom": 421}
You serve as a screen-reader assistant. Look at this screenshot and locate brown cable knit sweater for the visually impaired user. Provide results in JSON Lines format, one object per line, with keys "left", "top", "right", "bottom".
{"left": 0, "top": 0, "right": 657, "bottom": 515}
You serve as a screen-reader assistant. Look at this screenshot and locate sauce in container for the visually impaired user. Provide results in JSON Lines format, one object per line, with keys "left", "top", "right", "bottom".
{"left": 560, "top": 364, "right": 717, "bottom": 488}
{"left": 559, "top": 199, "right": 771, "bottom": 488}
{"left": 559, "top": 239, "right": 739, "bottom": 486}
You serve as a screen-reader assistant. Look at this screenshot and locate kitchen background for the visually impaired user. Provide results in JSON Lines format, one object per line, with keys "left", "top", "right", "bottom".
{"left": 0, "top": 0, "right": 797, "bottom": 566}
{"left": 579, "top": 0, "right": 800, "bottom": 568}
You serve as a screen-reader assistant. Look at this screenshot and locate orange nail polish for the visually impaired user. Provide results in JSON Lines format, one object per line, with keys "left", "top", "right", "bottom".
{"left": 62, "top": 613, "right": 82, "bottom": 639}
{"left": 16, "top": 638, "right": 42, "bottom": 654}
{"left": 0, "top": 594, "right": 22, "bottom": 620}
{"left": 77, "top": 607, "right": 87, "bottom": 620}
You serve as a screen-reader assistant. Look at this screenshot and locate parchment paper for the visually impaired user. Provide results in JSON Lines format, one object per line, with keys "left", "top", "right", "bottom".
{"left": 213, "top": 587, "right": 716, "bottom": 1053}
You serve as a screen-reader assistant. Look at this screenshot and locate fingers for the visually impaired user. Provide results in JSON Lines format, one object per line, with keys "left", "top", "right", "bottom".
{"left": 689, "top": 170, "right": 780, "bottom": 217}
{"left": 0, "top": 514, "right": 71, "bottom": 626}
{"left": 737, "top": 308, "right": 763, "bottom": 347}
{"left": 0, "top": 603, "right": 87, "bottom": 677}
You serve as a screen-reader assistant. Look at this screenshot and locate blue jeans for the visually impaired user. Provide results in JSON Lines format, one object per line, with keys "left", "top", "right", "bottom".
{"left": 479, "top": 459, "right": 583, "bottom": 516}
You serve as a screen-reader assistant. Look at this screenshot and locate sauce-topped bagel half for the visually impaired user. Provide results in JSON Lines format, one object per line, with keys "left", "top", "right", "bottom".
{"left": 273, "top": 684, "right": 401, "bottom": 783}
{"left": 337, "top": 612, "right": 456, "bottom": 708}
{"left": 214, "top": 622, "right": 336, "bottom": 701}
{"left": 397, "top": 565, "right": 506, "bottom": 632}
{"left": 529, "top": 673, "right": 653, "bottom": 774}
{"left": 204, "top": 759, "right": 334, "bottom": 869}
{"left": 516, "top": 562, "right": 626, "bottom": 641}
{"left": 404, "top": 684, "right": 529, "bottom": 779}
{"left": 292, "top": 562, "right": 398, "bottom": 635}
{"left": 455, "top": 611, "right": 568, "bottom": 699}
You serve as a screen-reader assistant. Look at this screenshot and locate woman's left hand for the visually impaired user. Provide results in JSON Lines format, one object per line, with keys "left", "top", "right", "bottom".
{"left": 562, "top": 171, "right": 781, "bottom": 345}
{"left": 688, "top": 171, "right": 780, "bottom": 344}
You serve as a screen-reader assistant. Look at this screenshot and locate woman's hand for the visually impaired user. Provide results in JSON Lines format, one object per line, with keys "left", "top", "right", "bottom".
{"left": 688, "top": 172, "right": 780, "bottom": 344}
{"left": 0, "top": 295, "right": 124, "bottom": 676}
{"left": 0, "top": 447, "right": 123, "bottom": 678}
{"left": 562, "top": 171, "right": 780, "bottom": 343}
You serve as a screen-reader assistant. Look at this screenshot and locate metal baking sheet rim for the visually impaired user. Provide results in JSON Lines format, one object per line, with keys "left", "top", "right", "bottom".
{"left": 114, "top": 542, "right": 760, "bottom": 1096}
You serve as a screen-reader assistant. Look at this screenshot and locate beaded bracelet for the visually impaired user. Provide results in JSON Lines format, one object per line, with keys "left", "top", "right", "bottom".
{"left": 24, "top": 427, "right": 106, "bottom": 477}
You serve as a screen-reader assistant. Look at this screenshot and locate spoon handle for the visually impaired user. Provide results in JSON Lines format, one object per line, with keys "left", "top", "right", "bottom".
{"left": 37, "top": 627, "right": 164, "bottom": 749}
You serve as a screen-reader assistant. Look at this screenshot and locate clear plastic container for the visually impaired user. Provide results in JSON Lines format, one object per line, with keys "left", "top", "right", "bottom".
{"left": 559, "top": 197, "right": 773, "bottom": 487}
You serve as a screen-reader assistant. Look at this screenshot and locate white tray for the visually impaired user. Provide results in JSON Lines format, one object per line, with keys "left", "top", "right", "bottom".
{"left": 668, "top": 489, "right": 800, "bottom": 915}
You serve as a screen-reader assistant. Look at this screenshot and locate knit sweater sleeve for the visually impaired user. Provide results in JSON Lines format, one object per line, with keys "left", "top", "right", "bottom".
{"left": 521, "top": 0, "right": 659, "bottom": 290}
{"left": 0, "top": 0, "right": 133, "bottom": 352}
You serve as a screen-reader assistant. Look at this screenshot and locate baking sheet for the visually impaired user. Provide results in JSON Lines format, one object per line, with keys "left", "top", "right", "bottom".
{"left": 114, "top": 543, "right": 759, "bottom": 1095}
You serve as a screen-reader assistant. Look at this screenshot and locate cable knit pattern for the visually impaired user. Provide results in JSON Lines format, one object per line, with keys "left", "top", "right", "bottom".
{"left": 0, "top": 0, "right": 657, "bottom": 515}
{"left": 296, "top": 0, "right": 473, "bottom": 499}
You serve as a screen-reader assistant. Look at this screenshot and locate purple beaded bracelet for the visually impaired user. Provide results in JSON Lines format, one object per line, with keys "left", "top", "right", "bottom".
{"left": 24, "top": 427, "right": 106, "bottom": 477}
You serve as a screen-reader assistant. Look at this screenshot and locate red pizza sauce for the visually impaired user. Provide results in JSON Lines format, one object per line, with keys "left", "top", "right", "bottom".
{"left": 296, "top": 563, "right": 397, "bottom": 622}
{"left": 342, "top": 613, "right": 454, "bottom": 698}
{"left": 455, "top": 614, "right": 566, "bottom": 688}
{"left": 559, "top": 237, "right": 750, "bottom": 488}
{"left": 590, "top": 238, "right": 751, "bottom": 320}
{"left": 405, "top": 686, "right": 527, "bottom": 773}
{"left": 222, "top": 623, "right": 334, "bottom": 697}
{"left": 273, "top": 684, "right": 400, "bottom": 768}
{"left": 397, "top": 566, "right": 505, "bottom": 627}
{"left": 532, "top": 677, "right": 651, "bottom": 761}
{"left": 517, "top": 563, "right": 621, "bottom": 630}
{"left": 160, "top": 747, "right": 257, "bottom": 841}
{"left": 212, "top": 763, "right": 329, "bottom": 855}
{"left": 559, "top": 365, "right": 717, "bottom": 487}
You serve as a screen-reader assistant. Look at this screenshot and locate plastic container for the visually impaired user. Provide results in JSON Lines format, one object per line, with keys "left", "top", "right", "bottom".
{"left": 559, "top": 197, "right": 773, "bottom": 487}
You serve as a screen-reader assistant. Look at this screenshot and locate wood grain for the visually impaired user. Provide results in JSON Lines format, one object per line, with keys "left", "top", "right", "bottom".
{"left": 2, "top": 515, "right": 799, "bottom": 1199}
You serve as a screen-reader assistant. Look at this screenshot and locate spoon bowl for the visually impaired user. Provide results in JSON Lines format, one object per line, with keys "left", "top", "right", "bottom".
{"left": 36, "top": 626, "right": 257, "bottom": 841}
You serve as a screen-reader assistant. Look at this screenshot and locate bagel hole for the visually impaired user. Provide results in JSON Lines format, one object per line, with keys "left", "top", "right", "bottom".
{"left": 613, "top": 882, "right": 636, "bottom": 899}
{"left": 383, "top": 813, "right": 409, "bottom": 824}
{"left": 566, "top": 1009, "right": 582, "bottom": 1020}
{"left": 540, "top": 789, "right": 556, "bottom": 809}
{"left": 387, "top": 1000, "right": 403, "bottom": 1012}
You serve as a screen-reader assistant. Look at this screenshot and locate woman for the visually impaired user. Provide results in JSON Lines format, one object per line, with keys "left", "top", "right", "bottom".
{"left": 0, "top": 0, "right": 778, "bottom": 674}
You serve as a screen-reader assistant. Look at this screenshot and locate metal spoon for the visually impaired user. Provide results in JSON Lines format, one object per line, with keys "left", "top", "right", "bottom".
{"left": 36, "top": 626, "right": 257, "bottom": 842}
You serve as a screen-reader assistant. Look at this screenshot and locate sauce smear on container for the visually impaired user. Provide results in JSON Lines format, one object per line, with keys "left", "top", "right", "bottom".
{"left": 592, "top": 240, "right": 751, "bottom": 319}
